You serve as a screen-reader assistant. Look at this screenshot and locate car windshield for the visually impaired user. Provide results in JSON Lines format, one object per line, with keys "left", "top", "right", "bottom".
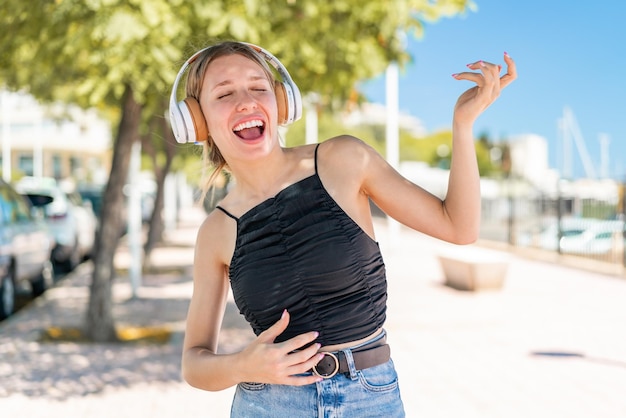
{"left": 0, "top": 181, "right": 33, "bottom": 224}
{"left": 15, "top": 178, "right": 70, "bottom": 217}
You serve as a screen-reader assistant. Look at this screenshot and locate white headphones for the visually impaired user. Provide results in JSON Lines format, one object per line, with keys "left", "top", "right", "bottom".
{"left": 169, "top": 42, "right": 302, "bottom": 144}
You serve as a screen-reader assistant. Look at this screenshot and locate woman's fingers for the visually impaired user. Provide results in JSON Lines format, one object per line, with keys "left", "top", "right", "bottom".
{"left": 281, "top": 330, "right": 320, "bottom": 353}
{"left": 451, "top": 53, "right": 518, "bottom": 123}
{"left": 454, "top": 53, "right": 517, "bottom": 90}
{"left": 500, "top": 52, "right": 517, "bottom": 88}
{"left": 256, "top": 309, "right": 291, "bottom": 344}
{"left": 452, "top": 71, "right": 484, "bottom": 84}
{"left": 286, "top": 342, "right": 325, "bottom": 374}
{"left": 259, "top": 309, "right": 320, "bottom": 354}
{"left": 243, "top": 310, "right": 324, "bottom": 385}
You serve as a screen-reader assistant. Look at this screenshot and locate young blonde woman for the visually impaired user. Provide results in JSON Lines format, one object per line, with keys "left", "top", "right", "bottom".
{"left": 170, "top": 41, "right": 516, "bottom": 417}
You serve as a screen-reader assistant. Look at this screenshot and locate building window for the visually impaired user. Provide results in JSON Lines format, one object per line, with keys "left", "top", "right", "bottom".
{"left": 70, "top": 156, "right": 81, "bottom": 177}
{"left": 52, "top": 154, "right": 62, "bottom": 179}
{"left": 18, "top": 155, "right": 34, "bottom": 176}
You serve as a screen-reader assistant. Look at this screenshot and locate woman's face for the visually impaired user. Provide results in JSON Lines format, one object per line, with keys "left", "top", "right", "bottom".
{"left": 199, "top": 53, "right": 278, "bottom": 163}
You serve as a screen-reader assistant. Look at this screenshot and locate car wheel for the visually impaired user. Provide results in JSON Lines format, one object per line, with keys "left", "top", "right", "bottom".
{"left": 0, "top": 272, "right": 16, "bottom": 320}
{"left": 68, "top": 241, "right": 82, "bottom": 271}
{"left": 58, "top": 242, "right": 81, "bottom": 273}
{"left": 32, "top": 260, "right": 54, "bottom": 297}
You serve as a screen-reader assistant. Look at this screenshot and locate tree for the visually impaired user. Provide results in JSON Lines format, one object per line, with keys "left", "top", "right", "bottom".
{"left": 140, "top": 100, "right": 178, "bottom": 266}
{"left": 0, "top": 0, "right": 473, "bottom": 341}
{"left": 1, "top": 0, "right": 191, "bottom": 341}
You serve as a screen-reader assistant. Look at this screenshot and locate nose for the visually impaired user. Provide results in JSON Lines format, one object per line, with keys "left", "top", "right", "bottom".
{"left": 236, "top": 90, "right": 258, "bottom": 113}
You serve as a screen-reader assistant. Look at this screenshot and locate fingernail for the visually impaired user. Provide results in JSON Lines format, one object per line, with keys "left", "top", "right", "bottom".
{"left": 281, "top": 309, "right": 287, "bottom": 319}
{"left": 313, "top": 331, "right": 319, "bottom": 338}
{"left": 504, "top": 51, "right": 509, "bottom": 56}
{"left": 479, "top": 60, "right": 486, "bottom": 67}
{"left": 466, "top": 63, "right": 472, "bottom": 68}
{"left": 317, "top": 353, "right": 326, "bottom": 360}
{"left": 452, "top": 73, "right": 459, "bottom": 78}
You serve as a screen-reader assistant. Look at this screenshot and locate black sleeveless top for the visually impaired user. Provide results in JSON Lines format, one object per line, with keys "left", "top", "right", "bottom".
{"left": 216, "top": 145, "right": 387, "bottom": 346}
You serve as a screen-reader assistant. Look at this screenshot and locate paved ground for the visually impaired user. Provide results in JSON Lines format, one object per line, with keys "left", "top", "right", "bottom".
{"left": 1, "top": 206, "right": 626, "bottom": 417}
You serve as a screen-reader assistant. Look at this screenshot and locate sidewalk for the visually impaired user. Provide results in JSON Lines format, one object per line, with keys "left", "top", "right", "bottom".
{"left": 1, "top": 207, "right": 626, "bottom": 417}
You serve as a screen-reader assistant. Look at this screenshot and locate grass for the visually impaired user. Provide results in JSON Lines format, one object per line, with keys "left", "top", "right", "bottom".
{"left": 39, "top": 326, "right": 172, "bottom": 344}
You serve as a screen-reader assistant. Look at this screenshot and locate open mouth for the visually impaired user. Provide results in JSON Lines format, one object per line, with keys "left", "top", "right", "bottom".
{"left": 233, "top": 119, "right": 265, "bottom": 140}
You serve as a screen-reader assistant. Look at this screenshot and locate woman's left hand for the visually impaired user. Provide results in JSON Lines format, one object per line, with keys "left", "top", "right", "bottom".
{"left": 452, "top": 52, "right": 517, "bottom": 124}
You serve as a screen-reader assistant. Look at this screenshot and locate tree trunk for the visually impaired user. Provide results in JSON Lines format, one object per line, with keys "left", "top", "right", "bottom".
{"left": 86, "top": 85, "right": 142, "bottom": 342}
{"left": 143, "top": 170, "right": 167, "bottom": 265}
{"left": 143, "top": 110, "right": 176, "bottom": 265}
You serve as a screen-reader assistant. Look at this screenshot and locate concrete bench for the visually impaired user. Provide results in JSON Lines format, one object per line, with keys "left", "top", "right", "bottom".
{"left": 438, "top": 247, "right": 510, "bottom": 291}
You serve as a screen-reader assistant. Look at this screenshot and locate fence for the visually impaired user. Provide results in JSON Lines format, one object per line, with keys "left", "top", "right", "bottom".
{"left": 480, "top": 178, "right": 626, "bottom": 272}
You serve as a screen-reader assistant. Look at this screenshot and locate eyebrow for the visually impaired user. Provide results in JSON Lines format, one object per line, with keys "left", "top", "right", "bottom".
{"left": 210, "top": 75, "right": 270, "bottom": 92}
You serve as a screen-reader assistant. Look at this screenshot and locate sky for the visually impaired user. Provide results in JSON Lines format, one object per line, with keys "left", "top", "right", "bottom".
{"left": 360, "top": 0, "right": 625, "bottom": 180}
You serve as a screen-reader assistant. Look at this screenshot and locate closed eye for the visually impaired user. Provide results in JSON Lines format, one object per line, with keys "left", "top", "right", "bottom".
{"left": 250, "top": 84, "right": 270, "bottom": 93}
{"left": 251, "top": 80, "right": 272, "bottom": 92}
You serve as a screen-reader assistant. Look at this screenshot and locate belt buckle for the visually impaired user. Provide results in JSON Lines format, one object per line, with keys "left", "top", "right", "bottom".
{"left": 312, "top": 352, "right": 339, "bottom": 379}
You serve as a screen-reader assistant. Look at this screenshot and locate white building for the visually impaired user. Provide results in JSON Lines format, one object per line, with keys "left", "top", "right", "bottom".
{"left": 0, "top": 90, "right": 112, "bottom": 183}
{"left": 508, "top": 133, "right": 560, "bottom": 188}
{"left": 341, "top": 102, "right": 427, "bottom": 138}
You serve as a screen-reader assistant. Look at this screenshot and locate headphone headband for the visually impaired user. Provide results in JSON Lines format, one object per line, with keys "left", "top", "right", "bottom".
{"left": 168, "top": 42, "right": 302, "bottom": 144}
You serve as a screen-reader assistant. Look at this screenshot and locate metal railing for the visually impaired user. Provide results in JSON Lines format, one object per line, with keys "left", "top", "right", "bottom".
{"left": 480, "top": 178, "right": 626, "bottom": 271}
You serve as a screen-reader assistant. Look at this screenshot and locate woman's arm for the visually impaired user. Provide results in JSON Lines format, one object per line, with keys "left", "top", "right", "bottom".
{"left": 358, "top": 53, "right": 517, "bottom": 243}
{"left": 181, "top": 214, "right": 323, "bottom": 391}
{"left": 443, "top": 53, "right": 517, "bottom": 242}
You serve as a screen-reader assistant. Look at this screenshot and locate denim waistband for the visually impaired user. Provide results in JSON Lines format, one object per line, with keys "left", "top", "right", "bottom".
{"left": 340, "top": 328, "right": 387, "bottom": 353}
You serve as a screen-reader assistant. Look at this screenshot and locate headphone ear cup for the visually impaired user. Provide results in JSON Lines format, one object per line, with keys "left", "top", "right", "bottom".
{"left": 274, "top": 81, "right": 289, "bottom": 125}
{"left": 181, "top": 97, "right": 209, "bottom": 142}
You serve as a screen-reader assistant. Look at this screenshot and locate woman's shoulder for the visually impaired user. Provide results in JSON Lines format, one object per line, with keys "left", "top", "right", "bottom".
{"left": 318, "top": 135, "right": 377, "bottom": 169}
{"left": 285, "top": 136, "right": 378, "bottom": 183}
{"left": 322, "top": 134, "right": 368, "bottom": 148}
{"left": 322, "top": 135, "right": 374, "bottom": 155}
{"left": 196, "top": 209, "right": 223, "bottom": 246}
{"left": 195, "top": 205, "right": 236, "bottom": 265}
{"left": 286, "top": 135, "right": 370, "bottom": 159}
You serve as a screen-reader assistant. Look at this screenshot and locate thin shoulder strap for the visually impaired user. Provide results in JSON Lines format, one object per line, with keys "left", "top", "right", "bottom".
{"left": 314, "top": 143, "right": 321, "bottom": 174}
{"left": 215, "top": 205, "right": 238, "bottom": 221}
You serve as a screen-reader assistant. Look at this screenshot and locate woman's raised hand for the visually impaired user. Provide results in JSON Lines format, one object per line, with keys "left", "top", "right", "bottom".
{"left": 452, "top": 52, "right": 517, "bottom": 124}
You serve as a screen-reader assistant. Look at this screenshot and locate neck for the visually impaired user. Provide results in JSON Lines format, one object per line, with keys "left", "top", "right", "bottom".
{"left": 228, "top": 146, "right": 293, "bottom": 199}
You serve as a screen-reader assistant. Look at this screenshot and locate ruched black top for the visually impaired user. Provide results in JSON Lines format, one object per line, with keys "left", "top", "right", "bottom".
{"left": 216, "top": 145, "right": 387, "bottom": 346}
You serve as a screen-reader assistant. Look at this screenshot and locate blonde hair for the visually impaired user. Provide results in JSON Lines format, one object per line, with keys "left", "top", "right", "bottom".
{"left": 185, "top": 41, "right": 276, "bottom": 191}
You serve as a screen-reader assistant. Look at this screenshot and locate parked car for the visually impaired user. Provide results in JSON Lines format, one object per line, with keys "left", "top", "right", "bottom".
{"left": 0, "top": 178, "right": 56, "bottom": 320}
{"left": 77, "top": 183, "right": 128, "bottom": 239}
{"left": 78, "top": 179, "right": 155, "bottom": 229}
{"left": 536, "top": 218, "right": 594, "bottom": 251}
{"left": 560, "top": 220, "right": 625, "bottom": 255}
{"left": 76, "top": 184, "right": 105, "bottom": 220}
{"left": 516, "top": 218, "right": 590, "bottom": 250}
{"left": 16, "top": 177, "right": 98, "bottom": 273}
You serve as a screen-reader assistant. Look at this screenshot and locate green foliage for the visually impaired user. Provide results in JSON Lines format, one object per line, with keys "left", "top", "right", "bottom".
{"left": 402, "top": 130, "right": 450, "bottom": 165}
{"left": 0, "top": 0, "right": 476, "bottom": 187}
{"left": 0, "top": 0, "right": 474, "bottom": 187}
{"left": 0, "top": 0, "right": 473, "bottom": 113}
{"left": 1, "top": 0, "right": 186, "bottom": 119}
{"left": 249, "top": 0, "right": 475, "bottom": 106}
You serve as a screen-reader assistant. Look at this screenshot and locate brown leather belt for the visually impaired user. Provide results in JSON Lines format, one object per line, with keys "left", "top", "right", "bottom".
{"left": 311, "top": 340, "right": 391, "bottom": 379}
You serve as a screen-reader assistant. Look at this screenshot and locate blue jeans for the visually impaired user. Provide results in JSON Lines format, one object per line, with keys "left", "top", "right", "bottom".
{"left": 230, "top": 355, "right": 405, "bottom": 417}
